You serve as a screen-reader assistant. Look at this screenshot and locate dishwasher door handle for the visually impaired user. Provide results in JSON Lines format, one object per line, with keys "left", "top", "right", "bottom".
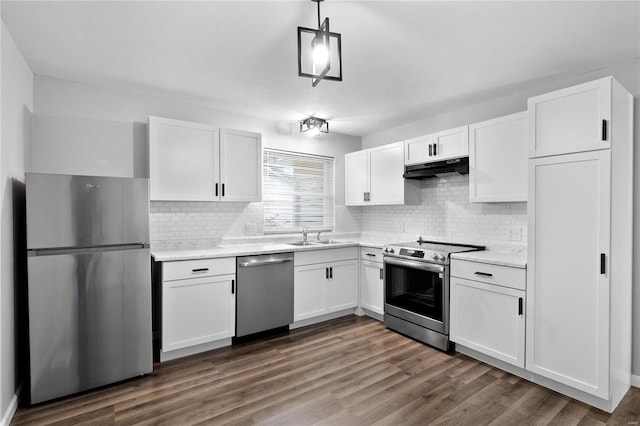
{"left": 238, "top": 258, "right": 293, "bottom": 268}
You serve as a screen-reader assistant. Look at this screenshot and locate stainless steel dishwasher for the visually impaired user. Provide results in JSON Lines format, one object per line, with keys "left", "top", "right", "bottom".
{"left": 236, "top": 252, "right": 294, "bottom": 338}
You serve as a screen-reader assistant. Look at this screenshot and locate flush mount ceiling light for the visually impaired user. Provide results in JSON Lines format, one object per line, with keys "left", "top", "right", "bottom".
{"left": 297, "top": 0, "right": 342, "bottom": 87}
{"left": 300, "top": 117, "right": 329, "bottom": 136}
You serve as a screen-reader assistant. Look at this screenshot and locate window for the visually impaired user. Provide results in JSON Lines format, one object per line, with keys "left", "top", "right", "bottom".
{"left": 263, "top": 148, "right": 334, "bottom": 233}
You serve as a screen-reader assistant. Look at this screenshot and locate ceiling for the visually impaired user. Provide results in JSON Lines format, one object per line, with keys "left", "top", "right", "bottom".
{"left": 2, "top": 1, "right": 639, "bottom": 137}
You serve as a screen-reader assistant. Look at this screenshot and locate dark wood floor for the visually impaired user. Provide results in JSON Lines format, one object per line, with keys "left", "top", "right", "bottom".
{"left": 12, "top": 315, "right": 640, "bottom": 425}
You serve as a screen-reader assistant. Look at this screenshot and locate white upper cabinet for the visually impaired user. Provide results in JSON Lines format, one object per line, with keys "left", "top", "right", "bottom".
{"left": 432, "top": 125, "right": 469, "bottom": 161}
{"left": 369, "top": 142, "right": 407, "bottom": 204}
{"left": 344, "top": 150, "right": 370, "bottom": 206}
{"left": 528, "top": 77, "right": 612, "bottom": 158}
{"left": 345, "top": 142, "right": 420, "bottom": 206}
{"left": 149, "top": 116, "right": 217, "bottom": 201}
{"left": 219, "top": 128, "right": 262, "bottom": 202}
{"left": 469, "top": 112, "right": 527, "bottom": 203}
{"left": 403, "top": 125, "right": 469, "bottom": 165}
{"left": 404, "top": 134, "right": 433, "bottom": 165}
{"left": 149, "top": 117, "right": 262, "bottom": 202}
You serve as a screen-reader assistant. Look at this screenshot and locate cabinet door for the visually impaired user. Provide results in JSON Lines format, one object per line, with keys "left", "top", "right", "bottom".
{"left": 328, "top": 260, "right": 359, "bottom": 312}
{"left": 360, "top": 260, "right": 384, "bottom": 315}
{"left": 162, "top": 274, "right": 235, "bottom": 352}
{"left": 219, "top": 128, "right": 262, "bottom": 202}
{"left": 432, "top": 125, "right": 468, "bottom": 161}
{"left": 404, "top": 134, "right": 433, "bottom": 165}
{"left": 294, "top": 264, "right": 329, "bottom": 321}
{"left": 345, "top": 150, "right": 369, "bottom": 206}
{"left": 369, "top": 142, "right": 405, "bottom": 205}
{"left": 528, "top": 77, "right": 611, "bottom": 158}
{"left": 469, "top": 112, "right": 527, "bottom": 202}
{"left": 527, "top": 150, "right": 611, "bottom": 398}
{"left": 149, "top": 116, "right": 216, "bottom": 201}
{"left": 450, "top": 277, "right": 525, "bottom": 368}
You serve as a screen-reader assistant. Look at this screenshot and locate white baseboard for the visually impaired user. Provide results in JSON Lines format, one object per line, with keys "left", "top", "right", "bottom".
{"left": 0, "top": 393, "right": 18, "bottom": 426}
{"left": 160, "top": 338, "right": 232, "bottom": 362}
{"left": 631, "top": 374, "right": 640, "bottom": 388}
{"left": 289, "top": 308, "right": 356, "bottom": 330}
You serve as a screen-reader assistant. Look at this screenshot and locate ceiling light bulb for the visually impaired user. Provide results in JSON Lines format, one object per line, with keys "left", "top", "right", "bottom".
{"left": 312, "top": 42, "right": 329, "bottom": 69}
{"left": 309, "top": 126, "right": 321, "bottom": 137}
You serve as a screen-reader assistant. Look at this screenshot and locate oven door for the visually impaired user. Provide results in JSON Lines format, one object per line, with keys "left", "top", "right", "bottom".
{"left": 383, "top": 256, "right": 449, "bottom": 334}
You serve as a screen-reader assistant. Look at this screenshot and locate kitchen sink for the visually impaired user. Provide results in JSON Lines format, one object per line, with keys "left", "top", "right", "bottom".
{"left": 287, "top": 240, "right": 346, "bottom": 246}
{"left": 287, "top": 241, "right": 320, "bottom": 246}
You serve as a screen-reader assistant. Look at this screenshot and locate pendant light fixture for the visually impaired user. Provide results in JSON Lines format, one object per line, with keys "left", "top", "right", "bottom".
{"left": 297, "top": 0, "right": 342, "bottom": 87}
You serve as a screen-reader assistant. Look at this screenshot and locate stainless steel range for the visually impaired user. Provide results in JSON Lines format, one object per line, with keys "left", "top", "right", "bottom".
{"left": 383, "top": 237, "right": 484, "bottom": 351}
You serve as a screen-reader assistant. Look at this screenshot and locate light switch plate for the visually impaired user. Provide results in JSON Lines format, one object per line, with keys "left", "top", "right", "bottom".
{"left": 245, "top": 223, "right": 257, "bottom": 236}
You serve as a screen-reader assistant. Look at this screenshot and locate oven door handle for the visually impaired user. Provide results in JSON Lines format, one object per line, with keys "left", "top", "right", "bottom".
{"left": 383, "top": 256, "right": 445, "bottom": 274}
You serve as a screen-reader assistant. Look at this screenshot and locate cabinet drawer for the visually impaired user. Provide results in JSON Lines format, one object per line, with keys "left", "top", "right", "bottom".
{"left": 360, "top": 247, "right": 383, "bottom": 263}
{"left": 163, "top": 257, "right": 236, "bottom": 281}
{"left": 295, "top": 247, "right": 358, "bottom": 266}
{"left": 451, "top": 259, "right": 525, "bottom": 291}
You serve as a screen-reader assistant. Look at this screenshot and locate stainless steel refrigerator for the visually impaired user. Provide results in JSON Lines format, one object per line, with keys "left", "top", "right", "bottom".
{"left": 25, "top": 173, "right": 152, "bottom": 404}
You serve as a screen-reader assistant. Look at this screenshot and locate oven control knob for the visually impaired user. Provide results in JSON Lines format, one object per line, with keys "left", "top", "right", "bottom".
{"left": 389, "top": 248, "right": 395, "bottom": 254}
{"left": 384, "top": 248, "right": 388, "bottom": 253}
{"left": 432, "top": 254, "right": 438, "bottom": 261}
{"left": 439, "top": 254, "right": 446, "bottom": 262}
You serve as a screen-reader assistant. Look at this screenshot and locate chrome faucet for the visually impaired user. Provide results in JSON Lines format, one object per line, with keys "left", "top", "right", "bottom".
{"left": 301, "top": 227, "right": 308, "bottom": 242}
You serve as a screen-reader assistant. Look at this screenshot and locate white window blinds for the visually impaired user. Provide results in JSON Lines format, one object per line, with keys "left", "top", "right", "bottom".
{"left": 263, "top": 149, "right": 335, "bottom": 232}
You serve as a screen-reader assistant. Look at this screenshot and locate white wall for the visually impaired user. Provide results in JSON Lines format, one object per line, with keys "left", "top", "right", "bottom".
{"left": 0, "top": 20, "right": 33, "bottom": 425}
{"left": 31, "top": 75, "right": 362, "bottom": 205}
{"left": 363, "top": 61, "right": 640, "bottom": 149}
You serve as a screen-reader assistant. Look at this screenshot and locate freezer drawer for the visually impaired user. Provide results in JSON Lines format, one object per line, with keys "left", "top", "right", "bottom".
{"left": 26, "top": 173, "right": 149, "bottom": 249}
{"left": 26, "top": 248, "right": 152, "bottom": 404}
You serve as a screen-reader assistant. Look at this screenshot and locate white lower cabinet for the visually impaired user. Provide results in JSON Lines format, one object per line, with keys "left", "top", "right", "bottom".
{"left": 450, "top": 259, "right": 526, "bottom": 368}
{"left": 161, "top": 257, "right": 236, "bottom": 359}
{"left": 294, "top": 248, "right": 359, "bottom": 322}
{"left": 359, "top": 247, "right": 384, "bottom": 315}
{"left": 294, "top": 263, "right": 330, "bottom": 321}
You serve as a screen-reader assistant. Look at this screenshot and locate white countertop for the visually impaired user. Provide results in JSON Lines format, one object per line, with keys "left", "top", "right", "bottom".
{"left": 152, "top": 236, "right": 526, "bottom": 268}
{"left": 451, "top": 249, "right": 527, "bottom": 269}
{"left": 152, "top": 240, "right": 360, "bottom": 261}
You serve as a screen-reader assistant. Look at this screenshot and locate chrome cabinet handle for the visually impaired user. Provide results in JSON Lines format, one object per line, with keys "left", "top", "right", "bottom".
{"left": 192, "top": 268, "right": 209, "bottom": 273}
{"left": 474, "top": 271, "right": 493, "bottom": 277}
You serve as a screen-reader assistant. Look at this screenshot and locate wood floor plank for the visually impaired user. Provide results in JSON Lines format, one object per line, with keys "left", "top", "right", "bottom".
{"left": 11, "top": 315, "right": 640, "bottom": 426}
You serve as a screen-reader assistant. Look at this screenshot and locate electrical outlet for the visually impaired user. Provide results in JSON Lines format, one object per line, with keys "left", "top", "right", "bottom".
{"left": 507, "top": 227, "right": 522, "bottom": 241}
{"left": 245, "top": 223, "right": 257, "bottom": 236}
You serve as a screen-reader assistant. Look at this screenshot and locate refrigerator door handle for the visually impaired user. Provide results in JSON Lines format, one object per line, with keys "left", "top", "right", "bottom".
{"left": 28, "top": 243, "right": 149, "bottom": 257}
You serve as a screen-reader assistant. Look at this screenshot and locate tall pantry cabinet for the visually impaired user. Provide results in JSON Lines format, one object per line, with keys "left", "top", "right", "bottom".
{"left": 526, "top": 77, "right": 633, "bottom": 411}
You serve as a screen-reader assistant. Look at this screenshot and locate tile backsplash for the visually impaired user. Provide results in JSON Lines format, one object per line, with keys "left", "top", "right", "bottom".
{"left": 150, "top": 174, "right": 526, "bottom": 248}
{"left": 361, "top": 174, "right": 527, "bottom": 246}
{"left": 149, "top": 202, "right": 362, "bottom": 245}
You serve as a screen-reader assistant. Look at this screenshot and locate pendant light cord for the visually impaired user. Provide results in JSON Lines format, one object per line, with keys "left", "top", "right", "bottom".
{"left": 317, "top": 0, "right": 321, "bottom": 28}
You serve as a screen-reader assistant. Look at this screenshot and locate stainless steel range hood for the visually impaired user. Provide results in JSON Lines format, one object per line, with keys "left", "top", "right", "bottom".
{"left": 403, "top": 157, "right": 469, "bottom": 179}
